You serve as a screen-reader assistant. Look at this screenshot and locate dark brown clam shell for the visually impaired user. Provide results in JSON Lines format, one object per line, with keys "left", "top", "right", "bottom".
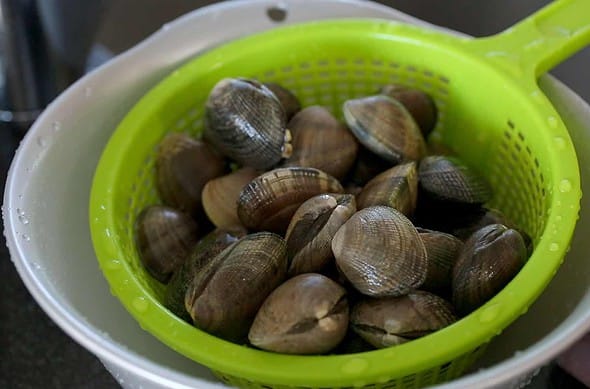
{"left": 237, "top": 167, "right": 344, "bottom": 233}
{"left": 185, "top": 232, "right": 288, "bottom": 342}
{"left": 285, "top": 193, "right": 356, "bottom": 276}
{"left": 356, "top": 161, "right": 418, "bottom": 216}
{"left": 204, "top": 78, "right": 289, "bottom": 170}
{"left": 351, "top": 291, "right": 456, "bottom": 348}
{"left": 248, "top": 273, "right": 348, "bottom": 354}
{"left": 156, "top": 133, "right": 226, "bottom": 216}
{"left": 379, "top": 84, "right": 437, "bottom": 138}
{"left": 417, "top": 228, "right": 463, "bottom": 292}
{"left": 135, "top": 205, "right": 199, "bottom": 283}
{"left": 283, "top": 106, "right": 358, "bottom": 180}
{"left": 343, "top": 95, "right": 426, "bottom": 164}
{"left": 264, "top": 82, "right": 301, "bottom": 120}
{"left": 164, "top": 227, "right": 246, "bottom": 321}
{"left": 418, "top": 155, "right": 492, "bottom": 205}
{"left": 452, "top": 224, "right": 527, "bottom": 316}
{"left": 332, "top": 206, "right": 427, "bottom": 297}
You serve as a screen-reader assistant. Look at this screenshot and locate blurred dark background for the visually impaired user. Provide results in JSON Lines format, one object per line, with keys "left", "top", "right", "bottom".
{"left": 1, "top": 1, "right": 588, "bottom": 388}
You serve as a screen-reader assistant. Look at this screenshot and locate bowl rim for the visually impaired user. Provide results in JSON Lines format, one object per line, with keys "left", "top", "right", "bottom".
{"left": 4, "top": 1, "right": 589, "bottom": 388}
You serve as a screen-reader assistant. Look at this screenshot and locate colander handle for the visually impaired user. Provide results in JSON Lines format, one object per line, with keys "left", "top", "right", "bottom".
{"left": 469, "top": 0, "right": 590, "bottom": 78}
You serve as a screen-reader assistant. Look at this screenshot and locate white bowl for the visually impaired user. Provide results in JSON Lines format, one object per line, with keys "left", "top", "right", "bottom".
{"left": 4, "top": 1, "right": 590, "bottom": 388}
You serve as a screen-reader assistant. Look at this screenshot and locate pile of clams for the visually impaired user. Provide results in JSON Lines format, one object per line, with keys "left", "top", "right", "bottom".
{"left": 135, "top": 77, "right": 530, "bottom": 354}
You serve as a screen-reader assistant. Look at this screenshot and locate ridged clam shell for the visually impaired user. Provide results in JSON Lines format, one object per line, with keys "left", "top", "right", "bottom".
{"left": 356, "top": 161, "right": 418, "bottom": 216}
{"left": 237, "top": 167, "right": 344, "bottom": 233}
{"left": 418, "top": 155, "right": 492, "bottom": 205}
{"left": 248, "top": 273, "right": 348, "bottom": 354}
{"left": 417, "top": 228, "right": 463, "bottom": 291}
{"left": 343, "top": 95, "right": 426, "bottom": 164}
{"left": 185, "top": 232, "right": 287, "bottom": 342}
{"left": 204, "top": 78, "right": 288, "bottom": 169}
{"left": 283, "top": 106, "right": 358, "bottom": 179}
{"left": 285, "top": 193, "right": 356, "bottom": 276}
{"left": 332, "top": 206, "right": 427, "bottom": 297}
{"left": 135, "top": 205, "right": 199, "bottom": 283}
{"left": 351, "top": 291, "right": 456, "bottom": 348}
{"left": 164, "top": 228, "right": 245, "bottom": 321}
{"left": 156, "top": 133, "right": 226, "bottom": 216}
{"left": 452, "top": 224, "right": 526, "bottom": 316}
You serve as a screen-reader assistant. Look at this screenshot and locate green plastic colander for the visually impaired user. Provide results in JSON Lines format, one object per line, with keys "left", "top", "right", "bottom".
{"left": 90, "top": 1, "right": 590, "bottom": 387}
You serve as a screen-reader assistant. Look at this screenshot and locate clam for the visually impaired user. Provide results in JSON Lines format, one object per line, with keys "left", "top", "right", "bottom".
{"left": 351, "top": 291, "right": 456, "bottom": 348}
{"left": 185, "top": 232, "right": 287, "bottom": 342}
{"left": 356, "top": 161, "right": 418, "bottom": 216}
{"left": 135, "top": 205, "right": 199, "bottom": 283}
{"left": 201, "top": 167, "right": 260, "bottom": 229}
{"left": 264, "top": 82, "right": 301, "bottom": 120}
{"left": 164, "top": 227, "right": 246, "bottom": 321}
{"left": 156, "top": 133, "right": 227, "bottom": 216}
{"left": 248, "top": 273, "right": 348, "bottom": 354}
{"left": 203, "top": 78, "right": 290, "bottom": 170}
{"left": 452, "top": 224, "right": 527, "bottom": 316}
{"left": 285, "top": 194, "right": 356, "bottom": 276}
{"left": 417, "top": 228, "right": 463, "bottom": 291}
{"left": 332, "top": 206, "right": 427, "bottom": 297}
{"left": 379, "top": 84, "right": 437, "bottom": 138}
{"left": 283, "top": 106, "right": 358, "bottom": 179}
{"left": 418, "top": 155, "right": 492, "bottom": 205}
{"left": 343, "top": 95, "right": 426, "bottom": 164}
{"left": 237, "top": 167, "right": 344, "bottom": 233}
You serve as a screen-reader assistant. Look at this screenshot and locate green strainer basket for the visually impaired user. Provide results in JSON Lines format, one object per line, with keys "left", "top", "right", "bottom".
{"left": 90, "top": 1, "right": 589, "bottom": 387}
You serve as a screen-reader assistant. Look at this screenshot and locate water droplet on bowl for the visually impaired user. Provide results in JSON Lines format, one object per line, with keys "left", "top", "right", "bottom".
{"left": 21, "top": 233, "right": 30, "bottom": 242}
{"left": 547, "top": 116, "right": 558, "bottom": 128}
{"left": 106, "top": 259, "right": 121, "bottom": 270}
{"left": 133, "top": 296, "right": 149, "bottom": 312}
{"left": 479, "top": 303, "right": 502, "bottom": 323}
{"left": 555, "top": 215, "right": 562, "bottom": 222}
{"left": 52, "top": 121, "right": 61, "bottom": 132}
{"left": 559, "top": 179, "right": 572, "bottom": 193}
{"left": 37, "top": 136, "right": 46, "bottom": 147}
{"left": 549, "top": 242, "right": 559, "bottom": 252}
{"left": 340, "top": 358, "right": 369, "bottom": 374}
{"left": 553, "top": 136, "right": 565, "bottom": 149}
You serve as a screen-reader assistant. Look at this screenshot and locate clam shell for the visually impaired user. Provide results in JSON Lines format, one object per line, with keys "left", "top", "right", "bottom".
{"left": 264, "top": 82, "right": 301, "bottom": 120}
{"left": 379, "top": 84, "right": 437, "bottom": 138}
{"left": 351, "top": 291, "right": 456, "bottom": 348}
{"left": 135, "top": 205, "right": 199, "bottom": 283}
{"left": 418, "top": 155, "right": 492, "bottom": 205}
{"left": 283, "top": 106, "right": 358, "bottom": 179}
{"left": 285, "top": 193, "right": 356, "bottom": 276}
{"left": 164, "top": 228, "right": 246, "bottom": 321}
{"left": 248, "top": 273, "right": 348, "bottom": 354}
{"left": 452, "top": 224, "right": 527, "bottom": 316}
{"left": 417, "top": 228, "right": 463, "bottom": 291}
{"left": 343, "top": 95, "right": 426, "bottom": 164}
{"left": 356, "top": 161, "right": 418, "bottom": 216}
{"left": 332, "top": 206, "right": 427, "bottom": 297}
{"left": 185, "top": 232, "right": 287, "bottom": 342}
{"left": 201, "top": 167, "right": 259, "bottom": 229}
{"left": 204, "top": 78, "right": 288, "bottom": 169}
{"left": 237, "top": 167, "right": 344, "bottom": 233}
{"left": 156, "top": 133, "right": 226, "bottom": 216}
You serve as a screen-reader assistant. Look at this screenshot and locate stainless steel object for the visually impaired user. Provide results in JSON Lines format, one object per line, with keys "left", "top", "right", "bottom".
{"left": 0, "top": 0, "right": 109, "bottom": 132}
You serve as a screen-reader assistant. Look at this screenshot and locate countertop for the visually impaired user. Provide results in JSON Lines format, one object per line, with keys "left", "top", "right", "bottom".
{"left": 1, "top": 0, "right": 589, "bottom": 387}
